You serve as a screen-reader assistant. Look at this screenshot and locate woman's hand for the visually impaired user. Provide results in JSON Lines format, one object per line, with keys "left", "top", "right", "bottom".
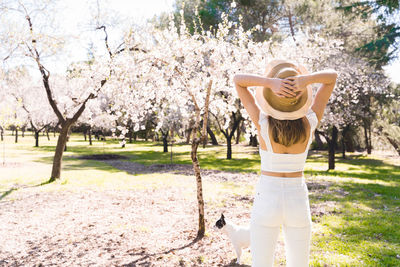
{"left": 282, "top": 75, "right": 308, "bottom": 99}
{"left": 268, "top": 78, "right": 297, "bottom": 98}
{"left": 233, "top": 74, "right": 296, "bottom": 98}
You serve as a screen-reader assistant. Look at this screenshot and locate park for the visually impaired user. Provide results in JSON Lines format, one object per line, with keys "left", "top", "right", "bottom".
{"left": 1, "top": 0, "right": 399, "bottom": 266}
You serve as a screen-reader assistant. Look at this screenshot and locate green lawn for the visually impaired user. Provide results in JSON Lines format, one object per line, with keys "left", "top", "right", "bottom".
{"left": 1, "top": 131, "right": 399, "bottom": 266}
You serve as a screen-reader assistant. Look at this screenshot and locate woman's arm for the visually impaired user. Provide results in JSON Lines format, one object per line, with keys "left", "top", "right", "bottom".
{"left": 234, "top": 74, "right": 296, "bottom": 98}
{"left": 233, "top": 74, "right": 296, "bottom": 129}
{"left": 303, "top": 70, "right": 338, "bottom": 85}
{"left": 285, "top": 70, "right": 338, "bottom": 122}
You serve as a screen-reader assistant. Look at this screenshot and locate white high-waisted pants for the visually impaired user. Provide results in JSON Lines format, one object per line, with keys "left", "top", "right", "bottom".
{"left": 250, "top": 175, "right": 312, "bottom": 267}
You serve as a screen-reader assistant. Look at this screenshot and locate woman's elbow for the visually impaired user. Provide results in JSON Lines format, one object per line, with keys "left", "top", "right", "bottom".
{"left": 325, "top": 69, "right": 338, "bottom": 84}
{"left": 329, "top": 69, "right": 338, "bottom": 81}
{"left": 333, "top": 70, "right": 338, "bottom": 80}
{"left": 233, "top": 74, "right": 240, "bottom": 85}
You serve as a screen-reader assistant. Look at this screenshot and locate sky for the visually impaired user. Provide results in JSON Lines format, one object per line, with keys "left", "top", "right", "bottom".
{"left": 7, "top": 0, "right": 400, "bottom": 83}
{"left": 383, "top": 59, "right": 400, "bottom": 83}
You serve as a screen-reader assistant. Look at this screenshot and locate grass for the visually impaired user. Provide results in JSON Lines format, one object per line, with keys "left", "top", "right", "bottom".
{"left": 1, "top": 130, "right": 399, "bottom": 266}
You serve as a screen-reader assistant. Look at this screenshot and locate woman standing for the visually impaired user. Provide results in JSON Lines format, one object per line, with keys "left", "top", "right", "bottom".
{"left": 233, "top": 60, "right": 337, "bottom": 266}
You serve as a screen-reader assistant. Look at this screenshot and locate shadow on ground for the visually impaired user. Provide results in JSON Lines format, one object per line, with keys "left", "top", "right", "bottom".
{"left": 122, "top": 238, "right": 200, "bottom": 266}
{"left": 0, "top": 179, "right": 53, "bottom": 201}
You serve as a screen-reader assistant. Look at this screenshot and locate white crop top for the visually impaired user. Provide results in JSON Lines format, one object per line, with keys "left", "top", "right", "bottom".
{"left": 258, "top": 109, "right": 318, "bottom": 173}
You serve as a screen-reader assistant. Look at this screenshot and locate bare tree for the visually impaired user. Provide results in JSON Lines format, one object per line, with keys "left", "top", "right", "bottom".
{"left": 1, "top": 1, "right": 133, "bottom": 181}
{"left": 188, "top": 80, "right": 212, "bottom": 239}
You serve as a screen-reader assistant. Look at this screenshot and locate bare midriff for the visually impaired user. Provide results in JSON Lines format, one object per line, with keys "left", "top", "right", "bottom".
{"left": 261, "top": 170, "right": 303, "bottom": 178}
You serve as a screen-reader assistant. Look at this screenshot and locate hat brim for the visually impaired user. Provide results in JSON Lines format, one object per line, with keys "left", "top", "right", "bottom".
{"left": 255, "top": 60, "right": 312, "bottom": 120}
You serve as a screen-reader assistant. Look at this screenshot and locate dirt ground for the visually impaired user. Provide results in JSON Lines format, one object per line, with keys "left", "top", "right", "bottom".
{"left": 0, "top": 160, "right": 335, "bottom": 267}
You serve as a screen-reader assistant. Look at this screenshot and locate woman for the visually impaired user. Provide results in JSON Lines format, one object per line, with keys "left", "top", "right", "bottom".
{"left": 233, "top": 60, "right": 337, "bottom": 267}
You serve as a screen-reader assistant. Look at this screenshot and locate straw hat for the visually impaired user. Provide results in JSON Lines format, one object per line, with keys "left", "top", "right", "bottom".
{"left": 255, "top": 59, "right": 312, "bottom": 120}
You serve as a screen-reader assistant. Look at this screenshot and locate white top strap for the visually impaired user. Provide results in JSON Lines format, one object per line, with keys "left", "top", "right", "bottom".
{"left": 306, "top": 109, "right": 318, "bottom": 131}
{"left": 306, "top": 109, "right": 318, "bottom": 146}
{"left": 259, "top": 111, "right": 273, "bottom": 151}
{"left": 258, "top": 110, "right": 267, "bottom": 126}
{"left": 259, "top": 109, "right": 318, "bottom": 152}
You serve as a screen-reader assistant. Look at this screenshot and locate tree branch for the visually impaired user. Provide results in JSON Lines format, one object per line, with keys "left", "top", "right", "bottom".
{"left": 201, "top": 80, "right": 212, "bottom": 142}
{"left": 97, "top": 25, "right": 113, "bottom": 58}
{"left": 229, "top": 112, "right": 242, "bottom": 139}
{"left": 115, "top": 45, "right": 148, "bottom": 55}
{"left": 316, "top": 129, "right": 331, "bottom": 145}
{"left": 210, "top": 112, "right": 228, "bottom": 138}
{"left": 174, "top": 66, "right": 201, "bottom": 112}
{"left": 287, "top": 8, "right": 296, "bottom": 42}
{"left": 23, "top": 11, "right": 65, "bottom": 123}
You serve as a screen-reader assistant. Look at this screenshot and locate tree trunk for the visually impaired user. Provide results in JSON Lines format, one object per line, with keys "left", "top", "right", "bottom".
{"left": 64, "top": 127, "right": 72, "bottom": 152}
{"left": 89, "top": 127, "right": 92, "bottom": 146}
{"left": 250, "top": 134, "right": 258, "bottom": 147}
{"left": 202, "top": 120, "right": 208, "bottom": 148}
{"left": 202, "top": 133, "right": 208, "bottom": 148}
{"left": 363, "top": 120, "right": 372, "bottom": 154}
{"left": 35, "top": 131, "right": 39, "bottom": 147}
{"left": 0, "top": 126, "right": 3, "bottom": 141}
{"left": 343, "top": 125, "right": 355, "bottom": 152}
{"left": 328, "top": 126, "right": 338, "bottom": 170}
{"left": 186, "top": 127, "right": 191, "bottom": 144}
{"left": 46, "top": 129, "right": 50, "bottom": 141}
{"left": 15, "top": 128, "right": 18, "bottom": 143}
{"left": 341, "top": 126, "right": 349, "bottom": 159}
{"left": 368, "top": 123, "right": 372, "bottom": 154}
{"left": 235, "top": 121, "right": 241, "bottom": 144}
{"left": 162, "top": 131, "right": 168, "bottom": 153}
{"left": 22, "top": 127, "right": 25, "bottom": 137}
{"left": 206, "top": 126, "right": 218, "bottom": 145}
{"left": 128, "top": 128, "right": 133, "bottom": 143}
{"left": 345, "top": 137, "right": 355, "bottom": 152}
{"left": 288, "top": 9, "right": 296, "bottom": 42}
{"left": 191, "top": 139, "right": 205, "bottom": 239}
{"left": 83, "top": 130, "right": 87, "bottom": 141}
{"left": 49, "top": 122, "right": 72, "bottom": 181}
{"left": 314, "top": 131, "right": 324, "bottom": 150}
{"left": 227, "top": 136, "right": 232, "bottom": 159}
{"left": 218, "top": 113, "right": 241, "bottom": 159}
{"left": 341, "top": 135, "right": 346, "bottom": 159}
{"left": 188, "top": 79, "right": 211, "bottom": 240}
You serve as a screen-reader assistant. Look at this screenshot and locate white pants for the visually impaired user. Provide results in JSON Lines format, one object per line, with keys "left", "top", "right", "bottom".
{"left": 250, "top": 175, "right": 312, "bottom": 267}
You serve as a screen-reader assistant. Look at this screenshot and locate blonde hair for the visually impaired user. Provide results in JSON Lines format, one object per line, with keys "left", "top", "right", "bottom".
{"left": 268, "top": 116, "right": 306, "bottom": 147}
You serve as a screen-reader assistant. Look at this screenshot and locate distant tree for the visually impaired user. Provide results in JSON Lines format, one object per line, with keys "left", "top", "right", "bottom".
{"left": 78, "top": 94, "right": 114, "bottom": 146}
{"left": 5, "top": 67, "right": 57, "bottom": 147}
{"left": 373, "top": 84, "right": 400, "bottom": 155}
{"left": 157, "top": 0, "right": 383, "bottom": 49}
{"left": 210, "top": 99, "right": 243, "bottom": 159}
{"left": 160, "top": 0, "right": 300, "bottom": 41}
{"left": 338, "top": 0, "right": 400, "bottom": 68}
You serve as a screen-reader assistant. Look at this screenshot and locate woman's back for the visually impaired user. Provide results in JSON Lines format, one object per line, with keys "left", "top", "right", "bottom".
{"left": 258, "top": 114, "right": 313, "bottom": 154}
{"left": 258, "top": 109, "right": 318, "bottom": 174}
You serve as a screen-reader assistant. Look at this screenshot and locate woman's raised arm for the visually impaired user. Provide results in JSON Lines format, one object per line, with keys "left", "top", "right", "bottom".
{"left": 233, "top": 74, "right": 296, "bottom": 129}
{"left": 285, "top": 70, "right": 338, "bottom": 122}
